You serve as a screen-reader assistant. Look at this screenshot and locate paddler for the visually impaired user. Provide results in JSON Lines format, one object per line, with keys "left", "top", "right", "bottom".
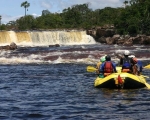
{"left": 96, "top": 55, "right": 106, "bottom": 77}
{"left": 100, "top": 55, "right": 117, "bottom": 77}
{"left": 129, "top": 55, "right": 143, "bottom": 75}
{"left": 119, "top": 50, "right": 133, "bottom": 73}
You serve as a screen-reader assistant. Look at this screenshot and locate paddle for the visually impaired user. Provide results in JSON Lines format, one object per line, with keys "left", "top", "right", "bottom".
{"left": 137, "top": 76, "right": 150, "bottom": 89}
{"left": 86, "top": 66, "right": 97, "bottom": 72}
{"left": 144, "top": 64, "right": 150, "bottom": 69}
{"left": 141, "top": 75, "right": 149, "bottom": 78}
{"left": 86, "top": 66, "right": 122, "bottom": 72}
{"left": 144, "top": 82, "right": 150, "bottom": 89}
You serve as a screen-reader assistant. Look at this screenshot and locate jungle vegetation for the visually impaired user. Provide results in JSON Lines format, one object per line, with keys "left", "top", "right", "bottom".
{"left": 1, "top": 0, "right": 150, "bottom": 35}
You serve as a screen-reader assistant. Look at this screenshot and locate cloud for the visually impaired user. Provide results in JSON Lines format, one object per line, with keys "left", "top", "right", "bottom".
{"left": 32, "top": 13, "right": 41, "bottom": 17}
{"left": 62, "top": 0, "right": 123, "bottom": 10}
{"left": 1, "top": 0, "right": 125, "bottom": 24}
{"left": 50, "top": 0, "right": 124, "bottom": 13}
{"left": 1, "top": 14, "right": 22, "bottom": 24}
{"left": 40, "top": 0, "right": 52, "bottom": 9}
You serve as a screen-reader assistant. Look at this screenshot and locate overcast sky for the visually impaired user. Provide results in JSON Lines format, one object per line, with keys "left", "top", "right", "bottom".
{"left": 0, "top": 0, "right": 125, "bottom": 24}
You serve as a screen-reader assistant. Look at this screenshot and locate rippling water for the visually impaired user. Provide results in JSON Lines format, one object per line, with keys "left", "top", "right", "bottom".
{"left": 0, "top": 44, "right": 150, "bottom": 120}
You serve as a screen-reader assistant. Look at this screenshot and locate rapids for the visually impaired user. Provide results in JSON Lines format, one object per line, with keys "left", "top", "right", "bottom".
{"left": 0, "top": 43, "right": 149, "bottom": 65}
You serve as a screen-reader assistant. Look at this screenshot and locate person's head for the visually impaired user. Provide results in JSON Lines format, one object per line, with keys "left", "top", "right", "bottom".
{"left": 133, "top": 57, "right": 137, "bottom": 64}
{"left": 105, "top": 55, "right": 111, "bottom": 61}
{"left": 100, "top": 56, "right": 106, "bottom": 63}
{"left": 124, "top": 50, "right": 130, "bottom": 57}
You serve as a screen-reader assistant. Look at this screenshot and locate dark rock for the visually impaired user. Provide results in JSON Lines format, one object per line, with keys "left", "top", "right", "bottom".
{"left": 87, "top": 26, "right": 150, "bottom": 45}
{"left": 49, "top": 44, "right": 60, "bottom": 47}
{"left": 0, "top": 42, "right": 17, "bottom": 50}
{"left": 96, "top": 28, "right": 115, "bottom": 37}
{"left": 97, "top": 36, "right": 106, "bottom": 43}
{"left": 10, "top": 42, "right": 17, "bottom": 50}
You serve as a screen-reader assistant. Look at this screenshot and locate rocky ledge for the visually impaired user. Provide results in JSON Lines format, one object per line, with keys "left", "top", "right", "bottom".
{"left": 0, "top": 42, "right": 17, "bottom": 50}
{"left": 87, "top": 27, "right": 150, "bottom": 45}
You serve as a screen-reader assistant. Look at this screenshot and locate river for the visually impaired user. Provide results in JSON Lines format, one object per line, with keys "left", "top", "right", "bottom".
{"left": 0, "top": 43, "right": 150, "bottom": 120}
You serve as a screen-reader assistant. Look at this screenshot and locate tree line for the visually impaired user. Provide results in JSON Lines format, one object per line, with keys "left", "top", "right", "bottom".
{"left": 1, "top": 0, "right": 150, "bottom": 35}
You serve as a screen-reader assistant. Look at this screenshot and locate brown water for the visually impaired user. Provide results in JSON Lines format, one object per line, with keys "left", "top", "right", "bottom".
{"left": 0, "top": 31, "right": 95, "bottom": 46}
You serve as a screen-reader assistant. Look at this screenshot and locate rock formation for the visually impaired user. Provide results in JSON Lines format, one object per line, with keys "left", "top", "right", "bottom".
{"left": 0, "top": 42, "right": 17, "bottom": 50}
{"left": 49, "top": 44, "right": 60, "bottom": 47}
{"left": 87, "top": 27, "right": 150, "bottom": 46}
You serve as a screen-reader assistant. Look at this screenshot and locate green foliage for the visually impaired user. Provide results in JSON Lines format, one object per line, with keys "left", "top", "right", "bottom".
{"left": 127, "top": 25, "right": 137, "bottom": 34}
{"left": 3, "top": 0, "right": 150, "bottom": 35}
{"left": 42, "top": 10, "right": 51, "bottom": 16}
{"left": 9, "top": 2, "right": 121, "bottom": 30}
{"left": 20, "top": 1, "right": 30, "bottom": 30}
{"left": 16, "top": 15, "right": 36, "bottom": 30}
{"left": 0, "top": 24, "right": 7, "bottom": 30}
{"left": 115, "top": 0, "right": 150, "bottom": 35}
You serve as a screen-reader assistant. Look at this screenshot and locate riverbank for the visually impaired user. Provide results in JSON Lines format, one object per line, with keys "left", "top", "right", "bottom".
{"left": 87, "top": 27, "right": 150, "bottom": 45}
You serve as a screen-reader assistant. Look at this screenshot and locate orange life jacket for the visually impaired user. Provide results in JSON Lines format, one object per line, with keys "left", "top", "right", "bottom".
{"left": 122, "top": 69, "right": 130, "bottom": 72}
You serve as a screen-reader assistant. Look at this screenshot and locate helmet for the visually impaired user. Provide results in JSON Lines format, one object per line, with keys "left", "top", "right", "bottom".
{"left": 100, "top": 56, "right": 106, "bottom": 62}
{"left": 124, "top": 50, "right": 130, "bottom": 55}
{"left": 129, "top": 55, "right": 135, "bottom": 58}
{"left": 105, "top": 55, "right": 111, "bottom": 61}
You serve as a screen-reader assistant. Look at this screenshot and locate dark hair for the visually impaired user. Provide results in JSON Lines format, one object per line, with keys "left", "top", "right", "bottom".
{"left": 105, "top": 55, "right": 111, "bottom": 61}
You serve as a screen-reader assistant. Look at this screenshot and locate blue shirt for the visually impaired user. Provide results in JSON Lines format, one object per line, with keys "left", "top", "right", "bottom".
{"left": 137, "top": 60, "right": 143, "bottom": 72}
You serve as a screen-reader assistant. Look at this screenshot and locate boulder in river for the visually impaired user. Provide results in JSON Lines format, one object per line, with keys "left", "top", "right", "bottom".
{"left": 0, "top": 42, "right": 17, "bottom": 50}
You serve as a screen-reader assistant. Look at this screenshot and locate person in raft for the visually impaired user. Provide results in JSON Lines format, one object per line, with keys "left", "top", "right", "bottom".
{"left": 96, "top": 55, "right": 106, "bottom": 77}
{"left": 119, "top": 50, "right": 135, "bottom": 73}
{"left": 100, "top": 55, "right": 117, "bottom": 77}
{"left": 129, "top": 55, "right": 143, "bottom": 75}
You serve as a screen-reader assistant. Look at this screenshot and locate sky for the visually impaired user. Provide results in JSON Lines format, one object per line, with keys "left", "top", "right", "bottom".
{"left": 0, "top": 0, "right": 125, "bottom": 24}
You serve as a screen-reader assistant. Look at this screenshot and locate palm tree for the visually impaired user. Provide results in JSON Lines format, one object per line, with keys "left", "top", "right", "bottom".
{"left": 21, "top": 1, "right": 30, "bottom": 17}
{"left": 21, "top": 1, "right": 30, "bottom": 29}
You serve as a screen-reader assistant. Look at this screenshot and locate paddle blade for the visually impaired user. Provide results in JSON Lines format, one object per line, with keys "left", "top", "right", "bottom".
{"left": 144, "top": 64, "right": 150, "bottom": 69}
{"left": 142, "top": 75, "right": 149, "bottom": 78}
{"left": 145, "top": 82, "right": 150, "bottom": 89}
{"left": 87, "top": 66, "right": 98, "bottom": 72}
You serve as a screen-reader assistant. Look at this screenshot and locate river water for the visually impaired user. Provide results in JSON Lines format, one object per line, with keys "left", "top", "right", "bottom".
{"left": 0, "top": 43, "right": 150, "bottom": 120}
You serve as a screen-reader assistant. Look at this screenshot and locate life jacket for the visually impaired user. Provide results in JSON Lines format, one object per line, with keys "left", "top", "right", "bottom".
{"left": 104, "top": 61, "right": 113, "bottom": 73}
{"left": 122, "top": 57, "right": 131, "bottom": 69}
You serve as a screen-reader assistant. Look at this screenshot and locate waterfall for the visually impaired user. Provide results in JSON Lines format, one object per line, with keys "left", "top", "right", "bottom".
{"left": 0, "top": 30, "right": 96, "bottom": 46}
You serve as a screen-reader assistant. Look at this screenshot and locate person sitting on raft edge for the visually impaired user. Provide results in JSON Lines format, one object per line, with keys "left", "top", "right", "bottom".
{"left": 129, "top": 55, "right": 143, "bottom": 75}
{"left": 96, "top": 55, "right": 106, "bottom": 77}
{"left": 99, "top": 55, "right": 117, "bottom": 78}
{"left": 119, "top": 50, "right": 133, "bottom": 73}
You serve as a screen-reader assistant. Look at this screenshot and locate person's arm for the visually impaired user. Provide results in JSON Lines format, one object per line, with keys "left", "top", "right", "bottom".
{"left": 120, "top": 58, "right": 123, "bottom": 66}
{"left": 112, "top": 62, "right": 117, "bottom": 72}
{"left": 99, "top": 63, "right": 104, "bottom": 73}
{"left": 96, "top": 62, "right": 101, "bottom": 74}
{"left": 130, "top": 58, "right": 134, "bottom": 65}
{"left": 138, "top": 61, "right": 143, "bottom": 72}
